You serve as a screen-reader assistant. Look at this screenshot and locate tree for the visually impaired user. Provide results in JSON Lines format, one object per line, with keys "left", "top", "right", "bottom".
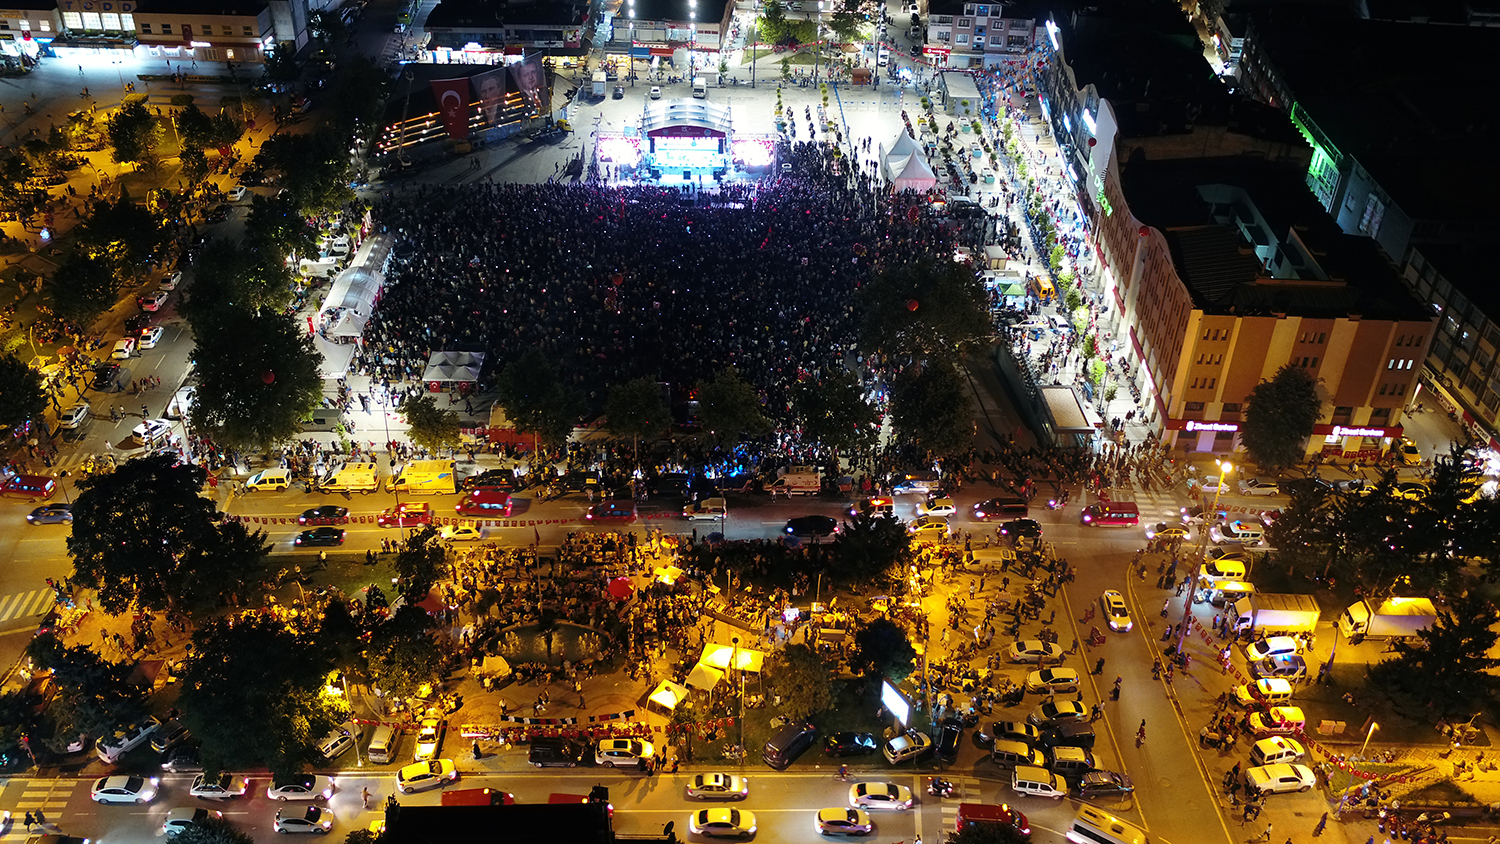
{"left": 367, "top": 605, "right": 443, "bottom": 701}
{"left": 858, "top": 259, "right": 991, "bottom": 362}
{"left": 163, "top": 815, "right": 258, "bottom": 844}
{"left": 0, "top": 353, "right": 45, "bottom": 432}
{"left": 324, "top": 56, "right": 392, "bottom": 142}
{"left": 948, "top": 820, "right": 1032, "bottom": 844}
{"left": 827, "top": 0, "right": 865, "bottom": 42}
{"left": 391, "top": 526, "right": 446, "bottom": 602}
{"left": 1241, "top": 364, "right": 1322, "bottom": 472}
{"left": 180, "top": 147, "right": 209, "bottom": 183}
{"left": 851, "top": 618, "right": 917, "bottom": 683}
{"left": 68, "top": 455, "right": 272, "bottom": 615}
{"left": 245, "top": 193, "right": 317, "bottom": 264}
{"left": 255, "top": 131, "right": 355, "bottom": 215}
{"left": 179, "top": 615, "right": 340, "bottom": 776}
{"left": 264, "top": 44, "right": 300, "bottom": 84}
{"left": 833, "top": 512, "right": 912, "bottom": 578}
{"left": 698, "top": 368, "right": 772, "bottom": 443}
{"left": 175, "top": 105, "right": 217, "bottom": 149}
{"left": 605, "top": 378, "right": 669, "bottom": 459}
{"left": 105, "top": 95, "right": 163, "bottom": 170}
{"left": 766, "top": 643, "right": 835, "bottom": 723}
{"left": 793, "top": 368, "right": 878, "bottom": 452}
{"left": 761, "top": 0, "right": 790, "bottom": 43}
{"left": 180, "top": 239, "right": 296, "bottom": 325}
{"left": 74, "top": 192, "right": 167, "bottom": 277}
{"left": 0, "top": 690, "right": 41, "bottom": 763}
{"left": 399, "top": 394, "right": 461, "bottom": 455}
{"left": 495, "top": 348, "right": 583, "bottom": 448}
{"left": 39, "top": 637, "right": 149, "bottom": 753}
{"left": 1371, "top": 594, "right": 1500, "bottom": 716}
{"left": 890, "top": 360, "right": 973, "bottom": 456}
{"left": 189, "top": 311, "right": 322, "bottom": 450}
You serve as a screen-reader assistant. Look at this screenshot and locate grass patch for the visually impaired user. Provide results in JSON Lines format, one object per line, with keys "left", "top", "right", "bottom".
{"left": 275, "top": 551, "right": 398, "bottom": 603}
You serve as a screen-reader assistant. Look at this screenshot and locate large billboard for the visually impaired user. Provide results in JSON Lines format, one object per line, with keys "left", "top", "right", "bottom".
{"left": 472, "top": 66, "right": 508, "bottom": 128}
{"left": 429, "top": 77, "right": 471, "bottom": 139}
{"left": 512, "top": 53, "right": 549, "bottom": 115}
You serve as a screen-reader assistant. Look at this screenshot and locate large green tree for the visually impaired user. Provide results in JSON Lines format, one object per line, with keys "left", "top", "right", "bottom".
{"left": 1371, "top": 594, "right": 1500, "bottom": 716}
{"left": 106, "top": 95, "right": 163, "bottom": 170}
{"left": 399, "top": 394, "right": 461, "bottom": 455}
{"left": 766, "top": 643, "right": 835, "bottom": 723}
{"left": 30, "top": 634, "right": 149, "bottom": 753}
{"left": 245, "top": 193, "right": 318, "bottom": 264}
{"left": 833, "top": 512, "right": 912, "bottom": 578}
{"left": 74, "top": 192, "right": 167, "bottom": 278}
{"left": 826, "top": 0, "right": 865, "bottom": 42}
{"left": 1241, "top": 364, "right": 1322, "bottom": 472}
{"left": 605, "top": 378, "right": 669, "bottom": 460}
{"left": 391, "top": 526, "right": 446, "bottom": 602}
{"left": 366, "top": 605, "right": 443, "bottom": 701}
{"left": 495, "top": 348, "right": 583, "bottom": 448}
{"left": 890, "top": 360, "right": 973, "bottom": 456}
{"left": 189, "top": 311, "right": 322, "bottom": 450}
{"left": 0, "top": 353, "right": 45, "bottom": 432}
{"left": 68, "top": 455, "right": 272, "bottom": 615}
{"left": 179, "top": 616, "right": 340, "bottom": 776}
{"left": 698, "top": 367, "right": 772, "bottom": 443}
{"left": 180, "top": 239, "right": 296, "bottom": 324}
{"left": 858, "top": 259, "right": 991, "bottom": 362}
{"left": 793, "top": 367, "right": 878, "bottom": 452}
{"left": 254, "top": 131, "right": 355, "bottom": 215}
{"left": 324, "top": 56, "right": 392, "bottom": 142}
{"left": 851, "top": 618, "right": 917, "bottom": 683}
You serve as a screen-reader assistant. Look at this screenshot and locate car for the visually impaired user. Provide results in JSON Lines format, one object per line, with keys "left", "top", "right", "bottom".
{"left": 1248, "top": 706, "right": 1306, "bottom": 737}
{"left": 190, "top": 773, "right": 248, "bottom": 800}
{"left": 585, "top": 500, "right": 637, "bottom": 522}
{"left": 204, "top": 204, "right": 230, "bottom": 223}
{"left": 881, "top": 730, "right": 932, "bottom": 765}
{"left": 125, "top": 313, "right": 154, "bottom": 334}
{"left": 1253, "top": 654, "right": 1308, "bottom": 680}
{"left": 1396, "top": 482, "right": 1428, "bottom": 501}
{"left": 295, "top": 527, "right": 345, "bottom": 546}
{"left": 978, "top": 721, "right": 1040, "bottom": 747}
{"left": 97, "top": 717, "right": 161, "bottom": 763}
{"left": 1244, "top": 763, "right": 1316, "bottom": 795}
{"left": 318, "top": 724, "right": 357, "bottom": 761}
{"left": 440, "top": 524, "right": 485, "bottom": 542}
{"left": 274, "top": 806, "right": 332, "bottom": 834}
{"left": 132, "top": 418, "right": 174, "bottom": 446}
{"left": 649, "top": 86, "right": 662, "bottom": 99}
{"left": 1246, "top": 636, "right": 1300, "bottom": 662}
{"left": 1076, "top": 770, "right": 1135, "bottom": 798}
{"left": 27, "top": 503, "right": 72, "bottom": 525}
{"left": 908, "top": 515, "right": 951, "bottom": 539}
{"left": 267, "top": 775, "right": 334, "bottom": 801}
{"left": 151, "top": 720, "right": 192, "bottom": 754}
{"left": 934, "top": 718, "right": 963, "bottom": 762}
{"left": 163, "top": 744, "right": 204, "bottom": 773}
{"left": 1027, "top": 698, "right": 1088, "bottom": 728}
{"left": 139, "top": 290, "right": 169, "bottom": 312}
{"left": 227, "top": 186, "right": 248, "bottom": 202}
{"left": 1000, "top": 518, "right": 1043, "bottom": 538}
{"left": 688, "top": 807, "right": 756, "bottom": 838}
{"left": 916, "top": 496, "right": 956, "bottom": 517}
{"left": 612, "top": 85, "right": 624, "bottom": 99}
{"left": 93, "top": 363, "right": 121, "bottom": 390}
{"left": 414, "top": 719, "right": 443, "bottom": 761}
{"left": 163, "top": 806, "right": 222, "bottom": 834}
{"left": 1100, "top": 590, "right": 1133, "bottom": 632}
{"left": 851, "top": 496, "right": 895, "bottom": 518}
{"left": 461, "top": 468, "right": 516, "bottom": 492}
{"left": 1145, "top": 522, "right": 1188, "bottom": 541}
{"left": 1235, "top": 679, "right": 1293, "bottom": 707}
{"left": 684, "top": 497, "right": 728, "bottom": 520}
{"left": 377, "top": 502, "right": 432, "bottom": 528}
{"left": 299, "top": 506, "right": 349, "bottom": 526}
{"left": 685, "top": 773, "right": 748, "bottom": 800}
{"left": 1191, "top": 475, "right": 1229, "bottom": 494}
{"left": 596, "top": 738, "right": 655, "bottom": 767}
{"left": 1239, "top": 478, "right": 1281, "bottom": 496}
{"left": 1201, "top": 558, "right": 1247, "bottom": 582}
{"left": 111, "top": 337, "right": 136, "bottom": 359}
{"left": 1025, "top": 667, "right": 1081, "bottom": 694}
{"left": 1180, "top": 503, "right": 1227, "bottom": 525}
{"left": 396, "top": 759, "right": 458, "bottom": 793}
{"left": 160, "top": 271, "right": 184, "bottom": 291}
{"left": 58, "top": 402, "right": 90, "bottom": 429}
{"left": 1396, "top": 437, "right": 1422, "bottom": 466}
{"left": 784, "top": 515, "right": 838, "bottom": 537}
{"left": 824, "top": 732, "right": 877, "bottom": 757}
{"left": 139, "top": 325, "right": 166, "bottom": 349}
{"left": 848, "top": 781, "right": 912, "bottom": 810}
{"left": 1007, "top": 640, "right": 1065, "bottom": 664}
{"left": 816, "top": 806, "right": 873, "bottom": 835}
{"left": 972, "top": 497, "right": 1026, "bottom": 521}
{"left": 92, "top": 775, "right": 159, "bottom": 804}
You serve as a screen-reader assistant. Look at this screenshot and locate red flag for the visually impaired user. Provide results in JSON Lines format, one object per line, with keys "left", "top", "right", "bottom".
{"left": 533, "top": 525, "right": 541, "bottom": 546}
{"left": 430, "top": 77, "right": 472, "bottom": 139}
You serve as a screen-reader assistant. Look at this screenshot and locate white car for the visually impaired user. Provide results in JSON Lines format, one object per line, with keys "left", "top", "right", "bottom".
{"left": 688, "top": 807, "right": 756, "bottom": 838}
{"left": 96, "top": 716, "right": 161, "bottom": 763}
{"left": 650, "top": 86, "right": 662, "bottom": 99}
{"left": 848, "top": 781, "right": 912, "bottom": 810}
{"left": 686, "top": 772, "right": 748, "bottom": 800}
{"left": 160, "top": 271, "right": 183, "bottom": 290}
{"left": 439, "top": 524, "right": 485, "bottom": 542}
{"left": 1192, "top": 475, "right": 1229, "bottom": 494}
{"left": 908, "top": 515, "right": 951, "bottom": 539}
{"left": 140, "top": 290, "right": 169, "bottom": 311}
{"left": 131, "top": 418, "right": 174, "bottom": 446}
{"left": 190, "top": 773, "right": 248, "bottom": 800}
{"left": 1239, "top": 478, "right": 1281, "bottom": 496}
{"left": 92, "top": 775, "right": 159, "bottom": 804}
{"left": 1025, "top": 667, "right": 1080, "bottom": 694}
{"left": 139, "top": 325, "right": 166, "bottom": 349}
{"left": 226, "top": 186, "right": 248, "bottom": 202}
{"left": 816, "top": 806, "right": 873, "bottom": 835}
{"left": 916, "top": 496, "right": 956, "bottom": 517}
{"left": 396, "top": 759, "right": 458, "bottom": 793}
{"left": 267, "top": 775, "right": 334, "bottom": 801}
{"left": 1244, "top": 763, "right": 1316, "bottom": 795}
{"left": 1246, "top": 636, "right": 1299, "bottom": 661}
{"left": 596, "top": 738, "right": 655, "bottom": 767}
{"left": 59, "top": 402, "right": 90, "bottom": 429}
{"left": 163, "top": 806, "right": 222, "bottom": 834}
{"left": 881, "top": 731, "right": 931, "bottom": 765}
{"left": 273, "top": 806, "right": 332, "bottom": 834}
{"left": 1100, "top": 590, "right": 1133, "bottom": 632}
{"left": 1007, "top": 639, "right": 1064, "bottom": 664}
{"left": 111, "top": 337, "right": 137, "bottom": 359}
{"left": 414, "top": 719, "right": 443, "bottom": 760}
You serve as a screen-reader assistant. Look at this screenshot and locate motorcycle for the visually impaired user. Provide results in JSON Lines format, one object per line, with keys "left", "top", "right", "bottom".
{"left": 926, "top": 777, "right": 955, "bottom": 798}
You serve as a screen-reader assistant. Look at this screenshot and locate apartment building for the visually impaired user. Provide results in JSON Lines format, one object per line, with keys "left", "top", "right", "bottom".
{"left": 922, "top": 0, "right": 1036, "bottom": 68}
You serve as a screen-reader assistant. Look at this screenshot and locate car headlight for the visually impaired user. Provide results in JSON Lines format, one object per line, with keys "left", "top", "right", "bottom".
{"left": 150, "top": 778, "right": 160, "bottom": 786}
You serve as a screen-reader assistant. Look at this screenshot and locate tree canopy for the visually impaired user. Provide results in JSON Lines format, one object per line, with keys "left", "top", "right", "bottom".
{"left": 399, "top": 394, "right": 462, "bottom": 455}
{"left": 792, "top": 367, "right": 878, "bottom": 452}
{"left": 254, "top": 130, "right": 356, "bottom": 215}
{"left": 1241, "top": 364, "right": 1322, "bottom": 472}
{"left": 367, "top": 605, "right": 443, "bottom": 701}
{"left": 244, "top": 193, "right": 318, "bottom": 264}
{"left": 495, "top": 348, "right": 583, "bottom": 448}
{"left": 1370, "top": 594, "right": 1500, "bottom": 717}
{"left": 858, "top": 259, "right": 991, "bottom": 362}
{"left": 605, "top": 378, "right": 670, "bottom": 447}
{"left": 180, "top": 238, "right": 296, "bottom": 324}
{"left": 67, "top": 455, "right": 272, "bottom": 615}
{"left": 74, "top": 192, "right": 167, "bottom": 278}
{"left": 766, "top": 643, "right": 835, "bottom": 723}
{"left": 698, "top": 368, "right": 772, "bottom": 443}
{"left": 28, "top": 634, "right": 148, "bottom": 753}
{"left": 0, "top": 353, "right": 46, "bottom": 432}
{"left": 189, "top": 310, "right": 323, "bottom": 450}
{"left": 106, "top": 95, "right": 163, "bottom": 170}
{"left": 890, "top": 360, "right": 973, "bottom": 456}
{"left": 391, "top": 526, "right": 446, "bottom": 602}
{"left": 851, "top": 618, "right": 917, "bottom": 683}
{"left": 832, "top": 512, "right": 913, "bottom": 578}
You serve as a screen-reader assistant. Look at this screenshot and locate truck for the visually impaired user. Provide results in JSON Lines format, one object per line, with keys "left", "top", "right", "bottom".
{"left": 386, "top": 459, "right": 458, "bottom": 494}
{"left": 1339, "top": 597, "right": 1438, "bottom": 642}
{"left": 1233, "top": 593, "right": 1321, "bottom": 634}
{"left": 769, "top": 465, "right": 822, "bottom": 496}
{"left": 442, "top": 787, "right": 514, "bottom": 806}
{"left": 320, "top": 461, "right": 380, "bottom": 494}
{"left": 592, "top": 70, "right": 608, "bottom": 98}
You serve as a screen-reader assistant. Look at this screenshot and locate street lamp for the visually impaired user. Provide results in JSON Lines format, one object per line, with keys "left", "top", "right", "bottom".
{"left": 1178, "top": 459, "right": 1232, "bottom": 651}
{"left": 1356, "top": 720, "right": 1380, "bottom": 761}
{"left": 732, "top": 636, "right": 744, "bottom": 756}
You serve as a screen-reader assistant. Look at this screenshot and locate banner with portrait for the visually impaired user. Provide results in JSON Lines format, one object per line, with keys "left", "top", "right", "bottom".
{"left": 512, "top": 54, "right": 550, "bottom": 116}
{"left": 429, "top": 77, "right": 472, "bottom": 139}
{"left": 472, "top": 66, "right": 508, "bottom": 129}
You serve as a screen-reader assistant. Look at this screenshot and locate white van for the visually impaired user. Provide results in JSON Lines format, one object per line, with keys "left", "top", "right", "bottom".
{"left": 684, "top": 497, "right": 728, "bottom": 520}
{"left": 1250, "top": 736, "right": 1306, "bottom": 767}
{"left": 1066, "top": 806, "right": 1147, "bottom": 844}
{"left": 367, "top": 724, "right": 399, "bottom": 764}
{"left": 245, "top": 468, "right": 291, "bottom": 492}
{"left": 692, "top": 77, "right": 707, "bottom": 98}
{"left": 1011, "top": 765, "right": 1067, "bottom": 799}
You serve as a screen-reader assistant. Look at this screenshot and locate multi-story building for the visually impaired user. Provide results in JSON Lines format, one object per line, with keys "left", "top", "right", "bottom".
{"left": 131, "top": 0, "right": 273, "bottom": 64}
{"left": 609, "top": 0, "right": 734, "bottom": 54}
{"left": 0, "top": 0, "right": 60, "bottom": 61}
{"left": 419, "top": 0, "right": 588, "bottom": 64}
{"left": 922, "top": 0, "right": 1036, "bottom": 69}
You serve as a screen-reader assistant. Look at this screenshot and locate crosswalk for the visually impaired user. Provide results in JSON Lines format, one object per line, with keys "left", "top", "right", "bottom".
{"left": 0, "top": 590, "right": 55, "bottom": 630}
{"left": 7, "top": 777, "right": 78, "bottom": 814}
{"left": 935, "top": 775, "right": 984, "bottom": 833}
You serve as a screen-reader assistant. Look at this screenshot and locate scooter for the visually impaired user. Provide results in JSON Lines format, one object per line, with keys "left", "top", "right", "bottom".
{"left": 926, "top": 777, "right": 955, "bottom": 798}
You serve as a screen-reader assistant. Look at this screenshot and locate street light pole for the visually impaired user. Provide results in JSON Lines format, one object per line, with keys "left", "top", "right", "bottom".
{"left": 1178, "top": 459, "right": 1231, "bottom": 652}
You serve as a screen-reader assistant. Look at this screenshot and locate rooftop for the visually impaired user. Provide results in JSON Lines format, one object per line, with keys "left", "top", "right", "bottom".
{"left": 616, "top": 0, "right": 726, "bottom": 23}
{"left": 134, "top": 0, "right": 267, "bottom": 14}
{"left": 424, "top": 0, "right": 586, "bottom": 29}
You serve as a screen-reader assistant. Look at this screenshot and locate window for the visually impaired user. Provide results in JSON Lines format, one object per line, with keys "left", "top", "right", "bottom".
{"left": 0, "top": 21, "right": 10, "bottom": 29}
{"left": 101, "top": 12, "right": 119, "bottom": 28}
{"left": 38, "top": 18, "right": 48, "bottom": 30}
{"left": 1371, "top": 407, "right": 1390, "bottom": 419}
{"left": 1185, "top": 402, "right": 1205, "bottom": 413}
{"left": 225, "top": 48, "right": 234, "bottom": 58}
{"left": 243, "top": 24, "right": 253, "bottom": 34}
{"left": 955, "top": 33, "right": 968, "bottom": 43}
{"left": 1310, "top": 357, "right": 1319, "bottom": 368}
{"left": 80, "top": 10, "right": 99, "bottom": 27}
{"left": 1464, "top": 371, "right": 1483, "bottom": 394}
{"left": 61, "top": 10, "right": 81, "bottom": 28}
{"left": 1222, "top": 403, "right": 1241, "bottom": 413}
{"left": 140, "top": 22, "right": 151, "bottom": 32}
{"left": 119, "top": 12, "right": 131, "bottom": 29}
{"left": 959, "top": 17, "right": 971, "bottom": 26}
{"left": 160, "top": 22, "right": 171, "bottom": 32}
{"left": 1334, "top": 406, "right": 1353, "bottom": 418}
{"left": 973, "top": 36, "right": 984, "bottom": 46}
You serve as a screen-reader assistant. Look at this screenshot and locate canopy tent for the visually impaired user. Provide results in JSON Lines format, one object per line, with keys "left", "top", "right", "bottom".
{"left": 318, "top": 264, "right": 386, "bottom": 326}
{"left": 699, "top": 643, "right": 765, "bottom": 673}
{"left": 686, "top": 662, "right": 724, "bottom": 691}
{"left": 422, "top": 350, "right": 486, "bottom": 385}
{"left": 326, "top": 309, "right": 370, "bottom": 339}
{"left": 881, "top": 131, "right": 922, "bottom": 181}
{"left": 472, "top": 654, "right": 512, "bottom": 681}
{"left": 647, "top": 678, "right": 691, "bottom": 713}
{"left": 653, "top": 565, "right": 684, "bottom": 585}
{"left": 891, "top": 152, "right": 938, "bottom": 192}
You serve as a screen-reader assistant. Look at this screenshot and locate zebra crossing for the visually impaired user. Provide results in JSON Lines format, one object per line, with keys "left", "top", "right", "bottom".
{"left": 5, "top": 776, "right": 78, "bottom": 815}
{"left": 0, "top": 590, "right": 56, "bottom": 631}
{"left": 935, "top": 775, "right": 986, "bottom": 832}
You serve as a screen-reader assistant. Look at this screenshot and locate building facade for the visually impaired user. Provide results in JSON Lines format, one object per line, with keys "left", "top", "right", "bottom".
{"left": 923, "top": 0, "right": 1036, "bottom": 68}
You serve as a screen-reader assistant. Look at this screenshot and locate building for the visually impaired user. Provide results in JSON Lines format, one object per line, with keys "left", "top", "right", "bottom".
{"left": 418, "top": 0, "right": 588, "bottom": 64}
{"left": 922, "top": 0, "right": 1037, "bottom": 68}
{"left": 131, "top": 0, "right": 273, "bottom": 64}
{"left": 0, "top": 0, "right": 60, "bottom": 61}
{"left": 609, "top": 0, "right": 734, "bottom": 54}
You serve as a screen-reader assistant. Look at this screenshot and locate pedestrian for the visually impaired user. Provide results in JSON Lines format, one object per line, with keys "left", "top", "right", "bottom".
{"left": 1259, "top": 821, "right": 1273, "bottom": 842}
{"left": 361, "top": 787, "right": 371, "bottom": 809}
{"left": 23, "top": 812, "right": 33, "bottom": 831}
{"left": 1093, "top": 657, "right": 1104, "bottom": 675}
{"left": 34, "top": 811, "right": 44, "bottom": 828}
{"left": 1312, "top": 812, "right": 1328, "bottom": 835}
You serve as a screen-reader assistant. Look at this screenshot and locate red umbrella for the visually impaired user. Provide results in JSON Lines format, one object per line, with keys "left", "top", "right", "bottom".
{"left": 608, "top": 577, "right": 634, "bottom": 600}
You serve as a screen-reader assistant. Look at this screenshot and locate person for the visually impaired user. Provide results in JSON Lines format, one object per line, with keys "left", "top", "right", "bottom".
{"left": 1093, "top": 657, "right": 1104, "bottom": 675}
{"left": 838, "top": 764, "right": 848, "bottom": 781}
{"left": 1136, "top": 720, "right": 1146, "bottom": 745}
{"left": 361, "top": 787, "right": 371, "bottom": 809}
{"left": 476, "top": 68, "right": 506, "bottom": 125}
{"left": 23, "top": 812, "right": 32, "bottom": 831}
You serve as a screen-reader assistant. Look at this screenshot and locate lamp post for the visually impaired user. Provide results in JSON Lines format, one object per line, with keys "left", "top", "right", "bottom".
{"left": 1178, "top": 459, "right": 1232, "bottom": 652}
{"left": 732, "top": 636, "right": 744, "bottom": 755}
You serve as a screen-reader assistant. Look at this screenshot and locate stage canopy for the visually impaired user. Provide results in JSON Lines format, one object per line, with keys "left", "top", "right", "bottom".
{"left": 891, "top": 151, "right": 938, "bottom": 192}
{"left": 641, "top": 99, "right": 733, "bottom": 138}
{"left": 686, "top": 662, "right": 724, "bottom": 691}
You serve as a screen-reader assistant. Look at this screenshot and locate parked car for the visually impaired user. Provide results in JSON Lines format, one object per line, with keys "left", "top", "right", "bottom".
{"left": 58, "top": 402, "right": 90, "bottom": 429}
{"left": 881, "top": 730, "right": 932, "bottom": 765}
{"left": 1075, "top": 770, "right": 1134, "bottom": 798}
{"left": 96, "top": 717, "right": 161, "bottom": 763}
{"left": 1007, "top": 640, "right": 1064, "bottom": 664}
{"left": 1025, "top": 667, "right": 1080, "bottom": 694}
{"left": 111, "top": 337, "right": 136, "bottom": 359}
{"left": 139, "top": 290, "right": 169, "bottom": 312}
{"left": 150, "top": 720, "right": 192, "bottom": 754}
{"left": 978, "top": 721, "right": 1040, "bottom": 747}
{"left": 823, "top": 732, "right": 877, "bottom": 757}
{"left": 299, "top": 506, "right": 350, "bottom": 526}
{"left": 934, "top": 718, "right": 963, "bottom": 763}
{"left": 1027, "top": 698, "right": 1088, "bottom": 729}
{"left": 414, "top": 719, "right": 443, "bottom": 761}
{"left": 1244, "top": 763, "right": 1316, "bottom": 795}
{"left": 273, "top": 806, "right": 332, "bottom": 834}
{"left": 139, "top": 325, "right": 166, "bottom": 349}
{"left": 596, "top": 738, "right": 655, "bottom": 767}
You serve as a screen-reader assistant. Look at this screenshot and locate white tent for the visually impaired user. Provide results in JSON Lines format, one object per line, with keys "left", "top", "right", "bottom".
{"left": 891, "top": 152, "right": 938, "bottom": 192}
{"left": 882, "top": 131, "right": 921, "bottom": 179}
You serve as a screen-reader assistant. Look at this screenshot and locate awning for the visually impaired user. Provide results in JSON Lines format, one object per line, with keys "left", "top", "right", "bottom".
{"left": 699, "top": 643, "right": 765, "bottom": 673}
{"left": 647, "top": 678, "right": 690, "bottom": 711}
{"left": 686, "top": 662, "right": 724, "bottom": 691}
{"left": 653, "top": 565, "right": 684, "bottom": 585}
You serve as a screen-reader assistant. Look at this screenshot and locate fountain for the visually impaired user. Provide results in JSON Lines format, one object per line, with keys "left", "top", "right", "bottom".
{"left": 496, "top": 621, "right": 608, "bottom": 666}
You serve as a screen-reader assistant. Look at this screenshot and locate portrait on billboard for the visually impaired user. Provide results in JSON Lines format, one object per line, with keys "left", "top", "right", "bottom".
{"left": 473, "top": 66, "right": 507, "bottom": 127}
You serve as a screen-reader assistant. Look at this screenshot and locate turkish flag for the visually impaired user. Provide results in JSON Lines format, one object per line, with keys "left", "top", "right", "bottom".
{"left": 430, "top": 77, "right": 472, "bottom": 139}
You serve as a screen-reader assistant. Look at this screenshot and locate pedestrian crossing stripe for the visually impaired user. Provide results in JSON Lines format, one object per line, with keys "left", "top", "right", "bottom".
{"left": 0, "top": 591, "right": 54, "bottom": 623}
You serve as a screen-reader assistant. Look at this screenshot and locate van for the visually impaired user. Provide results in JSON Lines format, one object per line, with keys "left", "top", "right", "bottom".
{"left": 955, "top": 803, "right": 1028, "bottom": 833}
{"left": 1046, "top": 745, "right": 1096, "bottom": 781}
{"left": 1235, "top": 678, "right": 1293, "bottom": 708}
{"left": 1211, "top": 518, "right": 1265, "bottom": 545}
{"left": 245, "top": 468, "right": 291, "bottom": 492}
{"left": 321, "top": 461, "right": 380, "bottom": 494}
{"left": 387, "top": 459, "right": 458, "bottom": 494}
{"left": 1080, "top": 502, "right": 1139, "bottom": 526}
{"left": 367, "top": 724, "right": 399, "bottom": 764}
{"left": 692, "top": 77, "right": 707, "bottom": 98}
{"left": 456, "top": 489, "right": 514, "bottom": 518}
{"left": 300, "top": 408, "right": 342, "bottom": 432}
{"left": 1, "top": 475, "right": 56, "bottom": 501}
{"left": 1249, "top": 736, "right": 1306, "bottom": 767}
{"left": 762, "top": 722, "right": 817, "bottom": 770}
{"left": 1209, "top": 580, "right": 1255, "bottom": 607}
{"left": 684, "top": 497, "right": 728, "bottom": 520}
{"left": 318, "top": 723, "right": 359, "bottom": 761}
{"left": 892, "top": 470, "right": 940, "bottom": 494}
{"left": 1066, "top": 806, "right": 1147, "bottom": 844}
{"left": 1038, "top": 722, "right": 1096, "bottom": 750}
{"left": 769, "top": 466, "right": 822, "bottom": 496}
{"left": 528, "top": 737, "right": 586, "bottom": 767}
{"left": 990, "top": 739, "right": 1045, "bottom": 769}
{"left": 1010, "top": 765, "right": 1067, "bottom": 799}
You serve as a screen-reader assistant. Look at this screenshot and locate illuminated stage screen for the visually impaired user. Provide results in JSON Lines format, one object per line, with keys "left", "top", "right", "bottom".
{"left": 654, "top": 136, "right": 723, "bottom": 153}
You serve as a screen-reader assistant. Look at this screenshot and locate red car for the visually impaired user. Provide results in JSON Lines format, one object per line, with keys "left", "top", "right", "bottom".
{"left": 585, "top": 501, "right": 637, "bottom": 523}
{"left": 377, "top": 502, "right": 433, "bottom": 528}
{"left": 298, "top": 505, "right": 350, "bottom": 526}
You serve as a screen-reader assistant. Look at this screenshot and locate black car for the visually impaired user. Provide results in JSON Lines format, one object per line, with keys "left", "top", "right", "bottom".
{"left": 934, "top": 718, "right": 964, "bottom": 763}
{"left": 648, "top": 472, "right": 691, "bottom": 497}
{"left": 971, "top": 497, "right": 1027, "bottom": 521}
{"left": 299, "top": 505, "right": 350, "bottom": 526}
{"left": 979, "top": 720, "right": 1040, "bottom": 747}
{"left": 205, "top": 204, "right": 230, "bottom": 222}
{"left": 784, "top": 515, "right": 838, "bottom": 537}
{"left": 1000, "top": 518, "right": 1043, "bottom": 538}
{"left": 124, "top": 313, "right": 154, "bottom": 335}
{"left": 528, "top": 737, "right": 585, "bottom": 767}
{"left": 822, "top": 732, "right": 876, "bottom": 757}
{"left": 92, "top": 363, "right": 121, "bottom": 391}
{"left": 1076, "top": 770, "right": 1134, "bottom": 798}
{"left": 612, "top": 85, "right": 624, "bottom": 99}
{"left": 462, "top": 468, "right": 516, "bottom": 492}
{"left": 294, "top": 527, "right": 345, "bottom": 546}
{"left": 163, "top": 743, "right": 204, "bottom": 773}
